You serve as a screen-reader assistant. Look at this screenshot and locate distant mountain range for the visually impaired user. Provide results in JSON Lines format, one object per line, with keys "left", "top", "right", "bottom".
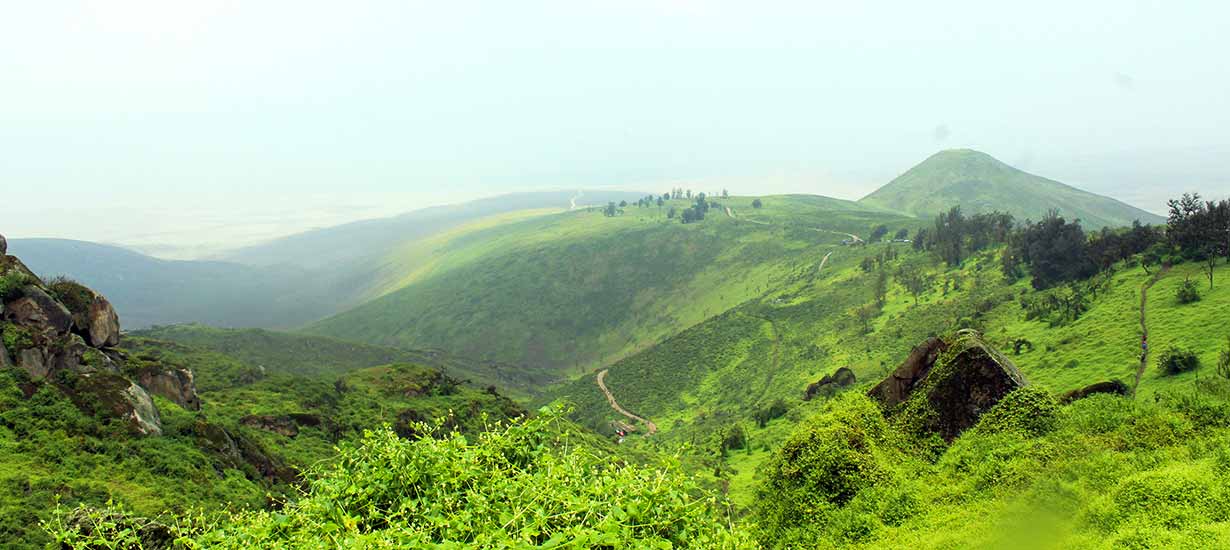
{"left": 859, "top": 149, "right": 1165, "bottom": 228}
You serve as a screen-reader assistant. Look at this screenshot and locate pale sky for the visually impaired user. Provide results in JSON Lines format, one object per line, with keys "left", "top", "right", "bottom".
{"left": 2, "top": 1, "right": 1227, "bottom": 257}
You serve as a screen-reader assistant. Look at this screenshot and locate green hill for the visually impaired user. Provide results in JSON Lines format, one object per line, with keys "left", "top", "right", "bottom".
{"left": 306, "top": 194, "right": 917, "bottom": 374}
{"left": 860, "top": 149, "right": 1165, "bottom": 228}
{"left": 130, "top": 324, "right": 558, "bottom": 400}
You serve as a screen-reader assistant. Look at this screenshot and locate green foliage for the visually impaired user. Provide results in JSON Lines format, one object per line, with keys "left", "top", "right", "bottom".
{"left": 0, "top": 271, "right": 33, "bottom": 302}
{"left": 1219, "top": 336, "right": 1230, "bottom": 381}
{"left": 1, "top": 322, "right": 34, "bottom": 352}
{"left": 973, "top": 386, "right": 1060, "bottom": 437}
{"left": 1177, "top": 276, "right": 1202, "bottom": 304}
{"left": 751, "top": 198, "right": 762, "bottom": 209}
{"left": 753, "top": 394, "right": 904, "bottom": 547}
{"left": 1157, "top": 346, "right": 1201, "bottom": 376}
{"left": 48, "top": 408, "right": 754, "bottom": 548}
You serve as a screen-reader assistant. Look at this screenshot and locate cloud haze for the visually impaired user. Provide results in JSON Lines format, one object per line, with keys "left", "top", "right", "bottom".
{"left": 2, "top": 1, "right": 1226, "bottom": 255}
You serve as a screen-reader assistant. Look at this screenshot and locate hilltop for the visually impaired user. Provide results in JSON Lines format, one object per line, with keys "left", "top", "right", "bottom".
{"left": 860, "top": 149, "right": 1165, "bottom": 228}
{"left": 306, "top": 194, "right": 917, "bottom": 373}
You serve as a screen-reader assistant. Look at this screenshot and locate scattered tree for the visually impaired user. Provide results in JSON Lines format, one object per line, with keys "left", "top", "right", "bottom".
{"left": 752, "top": 199, "right": 763, "bottom": 209}
{"left": 896, "top": 261, "right": 930, "bottom": 305}
{"left": 894, "top": 228, "right": 910, "bottom": 240}
{"left": 869, "top": 225, "right": 889, "bottom": 242}
{"left": 1177, "top": 276, "right": 1201, "bottom": 304}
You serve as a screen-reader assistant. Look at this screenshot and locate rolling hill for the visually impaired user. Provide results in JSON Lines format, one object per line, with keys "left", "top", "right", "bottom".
{"left": 860, "top": 149, "right": 1165, "bottom": 228}
{"left": 306, "top": 194, "right": 918, "bottom": 374}
{"left": 7, "top": 191, "right": 643, "bottom": 330}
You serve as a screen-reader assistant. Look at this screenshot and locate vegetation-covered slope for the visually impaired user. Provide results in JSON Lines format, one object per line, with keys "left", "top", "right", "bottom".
{"left": 130, "top": 324, "right": 558, "bottom": 400}
{"left": 308, "top": 194, "right": 916, "bottom": 373}
{"left": 860, "top": 149, "right": 1164, "bottom": 228}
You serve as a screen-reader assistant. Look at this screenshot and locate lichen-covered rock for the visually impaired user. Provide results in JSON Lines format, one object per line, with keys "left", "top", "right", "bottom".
{"left": 3, "top": 285, "right": 73, "bottom": 337}
{"left": 193, "top": 420, "right": 298, "bottom": 484}
{"left": 870, "top": 330, "right": 1027, "bottom": 441}
{"left": 1060, "top": 379, "right": 1130, "bottom": 404}
{"left": 138, "top": 366, "right": 200, "bottom": 410}
{"left": 46, "top": 279, "right": 121, "bottom": 347}
{"left": 803, "top": 367, "right": 857, "bottom": 401}
{"left": 70, "top": 372, "right": 163, "bottom": 436}
{"left": 0, "top": 336, "right": 10, "bottom": 369}
{"left": 17, "top": 347, "right": 49, "bottom": 380}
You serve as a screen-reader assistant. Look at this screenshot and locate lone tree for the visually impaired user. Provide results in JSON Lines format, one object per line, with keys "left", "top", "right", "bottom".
{"left": 896, "top": 261, "right": 930, "bottom": 305}
{"left": 752, "top": 198, "right": 763, "bottom": 209}
{"left": 869, "top": 225, "right": 889, "bottom": 242}
{"left": 894, "top": 228, "right": 910, "bottom": 240}
{"left": 604, "top": 202, "right": 617, "bottom": 217}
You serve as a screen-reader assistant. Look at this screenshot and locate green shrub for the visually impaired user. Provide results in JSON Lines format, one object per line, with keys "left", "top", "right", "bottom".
{"left": 0, "top": 271, "right": 32, "bottom": 302}
{"left": 1218, "top": 336, "right": 1230, "bottom": 381}
{"left": 1157, "top": 346, "right": 1201, "bottom": 376}
{"left": 1176, "top": 276, "right": 1202, "bottom": 304}
{"left": 47, "top": 407, "right": 753, "bottom": 548}
{"left": 975, "top": 386, "right": 1061, "bottom": 437}
{"left": 753, "top": 394, "right": 899, "bottom": 548}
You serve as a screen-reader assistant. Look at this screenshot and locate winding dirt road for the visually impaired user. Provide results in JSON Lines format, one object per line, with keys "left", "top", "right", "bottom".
{"left": 596, "top": 370, "right": 658, "bottom": 434}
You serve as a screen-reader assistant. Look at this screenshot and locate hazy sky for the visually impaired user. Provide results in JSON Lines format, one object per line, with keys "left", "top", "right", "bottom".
{"left": 2, "top": 1, "right": 1227, "bottom": 257}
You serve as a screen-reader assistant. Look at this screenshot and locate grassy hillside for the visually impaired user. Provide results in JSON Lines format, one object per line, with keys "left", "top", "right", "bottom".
{"left": 552, "top": 243, "right": 1230, "bottom": 505}
{"left": 307, "top": 194, "right": 917, "bottom": 374}
{"left": 860, "top": 149, "right": 1165, "bottom": 228}
{"left": 130, "top": 324, "right": 558, "bottom": 400}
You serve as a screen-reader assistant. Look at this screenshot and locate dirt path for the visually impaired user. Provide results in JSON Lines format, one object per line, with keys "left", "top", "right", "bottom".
{"left": 1133, "top": 267, "right": 1170, "bottom": 395}
{"left": 596, "top": 370, "right": 658, "bottom": 434}
{"left": 818, "top": 251, "right": 834, "bottom": 274}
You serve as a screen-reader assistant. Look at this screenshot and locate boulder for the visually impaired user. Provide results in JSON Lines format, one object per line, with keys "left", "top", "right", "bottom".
{"left": 867, "top": 337, "right": 949, "bottom": 408}
{"left": 803, "top": 367, "right": 857, "bottom": 400}
{"left": 0, "top": 233, "right": 6, "bottom": 255}
{"left": 46, "top": 280, "right": 120, "bottom": 348}
{"left": 0, "top": 337, "right": 10, "bottom": 369}
{"left": 4, "top": 285, "right": 73, "bottom": 337}
{"left": 1060, "top": 380, "right": 1130, "bottom": 404}
{"left": 17, "top": 348, "right": 49, "bottom": 380}
{"left": 138, "top": 367, "right": 201, "bottom": 410}
{"left": 869, "top": 330, "right": 1027, "bottom": 441}
{"left": 86, "top": 294, "right": 121, "bottom": 347}
{"left": 70, "top": 372, "right": 163, "bottom": 436}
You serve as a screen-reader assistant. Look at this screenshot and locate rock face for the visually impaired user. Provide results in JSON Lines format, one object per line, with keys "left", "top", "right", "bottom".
{"left": 69, "top": 372, "right": 164, "bottom": 436}
{"left": 4, "top": 285, "right": 73, "bottom": 337}
{"left": 869, "top": 330, "right": 1027, "bottom": 441}
{"left": 804, "top": 367, "right": 857, "bottom": 400}
{"left": 1060, "top": 380, "right": 1130, "bottom": 404}
{"left": 138, "top": 367, "right": 201, "bottom": 410}
{"left": 867, "top": 337, "right": 949, "bottom": 408}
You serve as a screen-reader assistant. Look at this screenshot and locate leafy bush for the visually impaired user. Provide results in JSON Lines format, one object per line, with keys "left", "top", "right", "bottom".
{"left": 1176, "top": 276, "right": 1202, "bottom": 304}
{"left": 753, "top": 394, "right": 901, "bottom": 547}
{"left": 1218, "top": 336, "right": 1230, "bottom": 381}
{"left": 974, "top": 386, "right": 1060, "bottom": 437}
{"left": 753, "top": 399, "right": 789, "bottom": 428}
{"left": 48, "top": 407, "right": 753, "bottom": 548}
{"left": 0, "top": 271, "right": 32, "bottom": 302}
{"left": 1157, "top": 346, "right": 1201, "bottom": 376}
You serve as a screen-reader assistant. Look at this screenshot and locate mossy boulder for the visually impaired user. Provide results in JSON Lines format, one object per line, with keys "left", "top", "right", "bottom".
{"left": 804, "top": 367, "right": 857, "bottom": 401}
{"left": 870, "top": 330, "right": 1027, "bottom": 441}
{"left": 136, "top": 366, "right": 200, "bottom": 410}
{"left": 3, "top": 285, "right": 73, "bottom": 337}
{"left": 1060, "top": 379, "right": 1130, "bottom": 404}
{"left": 48, "top": 279, "right": 120, "bottom": 348}
{"left": 68, "top": 372, "right": 163, "bottom": 436}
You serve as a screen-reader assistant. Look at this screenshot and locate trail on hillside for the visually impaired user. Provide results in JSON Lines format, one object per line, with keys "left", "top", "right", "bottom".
{"left": 596, "top": 370, "right": 658, "bottom": 434}
{"left": 1133, "top": 267, "right": 1170, "bottom": 395}
{"left": 818, "top": 251, "right": 834, "bottom": 274}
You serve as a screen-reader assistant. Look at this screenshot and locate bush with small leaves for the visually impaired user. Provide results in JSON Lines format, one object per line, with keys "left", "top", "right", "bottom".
{"left": 1157, "top": 346, "right": 1201, "bottom": 376}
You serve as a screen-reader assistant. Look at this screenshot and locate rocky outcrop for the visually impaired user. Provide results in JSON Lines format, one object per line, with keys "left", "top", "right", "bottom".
{"left": 193, "top": 419, "right": 298, "bottom": 484}
{"left": 803, "top": 367, "right": 857, "bottom": 400}
{"left": 138, "top": 366, "right": 201, "bottom": 410}
{"left": 1060, "top": 380, "right": 1130, "bottom": 404}
{"left": 869, "top": 330, "right": 1027, "bottom": 441}
{"left": 3, "top": 285, "right": 73, "bottom": 337}
{"left": 1, "top": 244, "right": 189, "bottom": 436}
{"left": 867, "top": 337, "right": 948, "bottom": 408}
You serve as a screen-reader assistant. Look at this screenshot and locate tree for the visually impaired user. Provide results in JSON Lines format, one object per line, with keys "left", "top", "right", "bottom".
{"left": 619, "top": 200, "right": 628, "bottom": 208}
{"left": 686, "top": 190, "right": 692, "bottom": 199}
{"left": 869, "top": 225, "right": 889, "bottom": 243}
{"left": 1014, "top": 210, "right": 1096, "bottom": 289}
{"left": 667, "top": 206, "right": 677, "bottom": 219}
{"left": 873, "top": 269, "right": 888, "bottom": 307}
{"left": 604, "top": 202, "right": 617, "bottom": 217}
{"left": 855, "top": 303, "right": 878, "bottom": 334}
{"left": 894, "top": 228, "right": 909, "bottom": 241}
{"left": 896, "top": 261, "right": 930, "bottom": 305}
{"left": 721, "top": 188, "right": 729, "bottom": 199}
{"left": 656, "top": 197, "right": 664, "bottom": 209}
{"left": 752, "top": 199, "right": 763, "bottom": 209}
